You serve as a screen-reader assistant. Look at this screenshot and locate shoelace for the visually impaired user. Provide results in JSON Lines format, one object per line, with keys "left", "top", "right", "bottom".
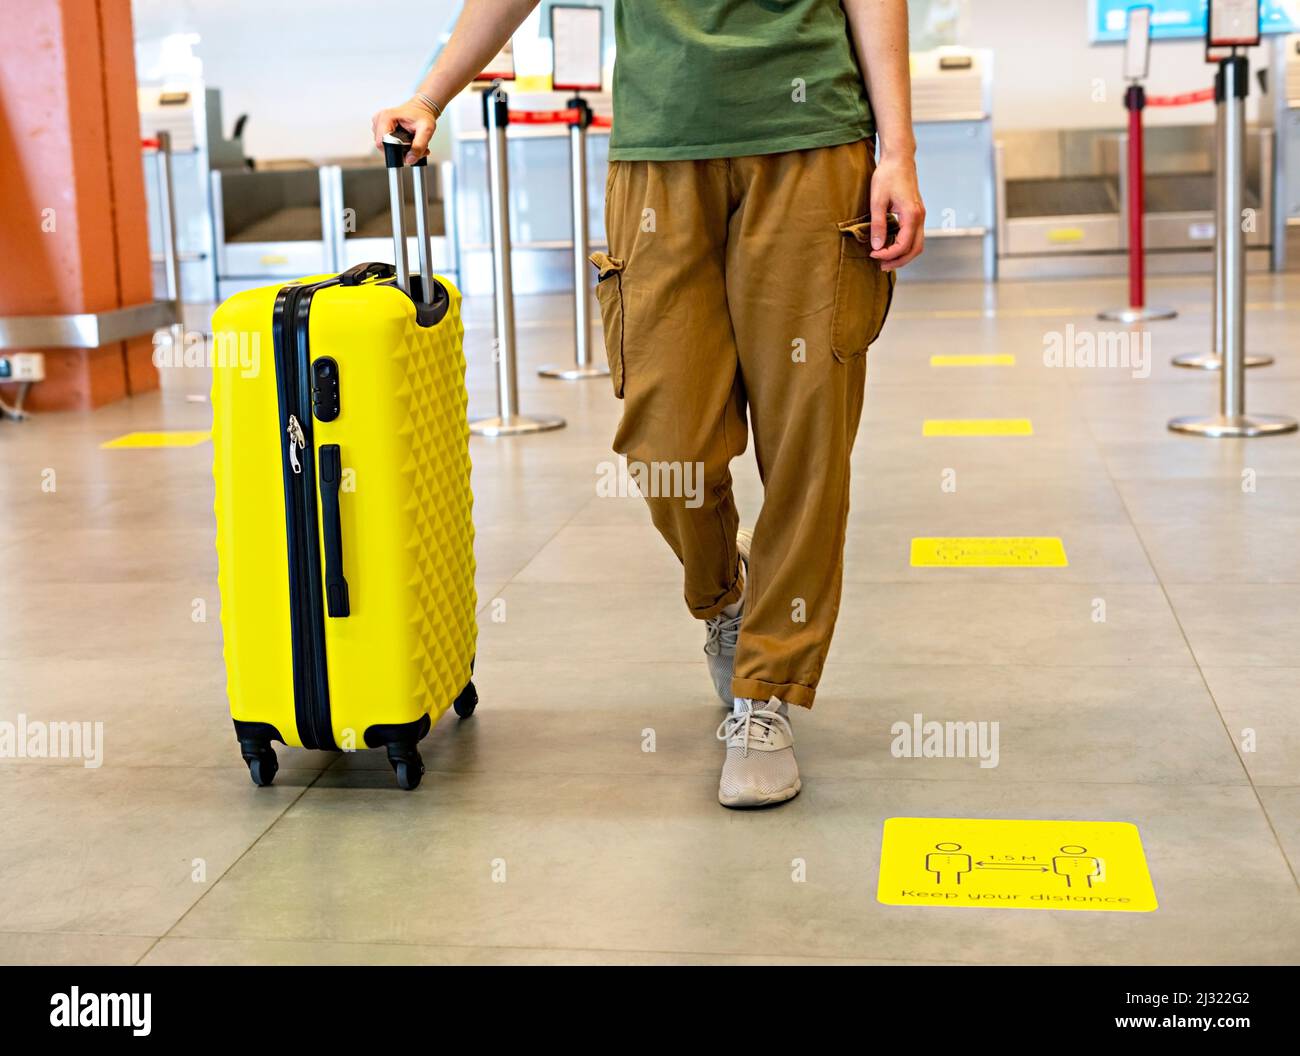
{"left": 716, "top": 701, "right": 792, "bottom": 757}
{"left": 703, "top": 610, "right": 741, "bottom": 656}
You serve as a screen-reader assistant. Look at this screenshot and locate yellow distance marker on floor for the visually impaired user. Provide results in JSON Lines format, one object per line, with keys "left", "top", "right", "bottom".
{"left": 922, "top": 418, "right": 1034, "bottom": 438}
{"left": 930, "top": 353, "right": 1015, "bottom": 367}
{"left": 911, "top": 536, "right": 1068, "bottom": 567}
{"left": 878, "top": 817, "right": 1157, "bottom": 913}
{"left": 100, "top": 431, "right": 212, "bottom": 450}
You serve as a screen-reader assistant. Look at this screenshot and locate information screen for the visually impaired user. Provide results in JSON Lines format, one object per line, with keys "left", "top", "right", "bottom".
{"left": 1090, "top": 0, "right": 1299, "bottom": 42}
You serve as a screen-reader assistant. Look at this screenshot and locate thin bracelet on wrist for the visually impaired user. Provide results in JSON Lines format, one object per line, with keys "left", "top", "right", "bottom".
{"left": 414, "top": 92, "right": 444, "bottom": 118}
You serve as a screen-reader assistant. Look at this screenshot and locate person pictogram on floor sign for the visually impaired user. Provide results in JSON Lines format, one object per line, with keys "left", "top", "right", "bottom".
{"left": 1052, "top": 845, "right": 1103, "bottom": 888}
{"left": 926, "top": 842, "right": 972, "bottom": 885}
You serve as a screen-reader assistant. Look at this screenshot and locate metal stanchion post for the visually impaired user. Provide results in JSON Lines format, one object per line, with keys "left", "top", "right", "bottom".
{"left": 471, "top": 85, "right": 564, "bottom": 436}
{"left": 1100, "top": 85, "right": 1177, "bottom": 323}
{"left": 539, "top": 97, "right": 609, "bottom": 381}
{"left": 1169, "top": 55, "right": 1296, "bottom": 438}
{"left": 1173, "top": 66, "right": 1272, "bottom": 370}
{"left": 154, "top": 131, "right": 184, "bottom": 348}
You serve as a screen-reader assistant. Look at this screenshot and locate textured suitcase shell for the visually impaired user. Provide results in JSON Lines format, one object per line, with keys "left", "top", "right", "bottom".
{"left": 212, "top": 275, "right": 476, "bottom": 751}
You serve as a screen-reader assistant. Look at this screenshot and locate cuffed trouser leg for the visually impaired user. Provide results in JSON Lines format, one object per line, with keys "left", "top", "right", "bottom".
{"left": 596, "top": 142, "right": 893, "bottom": 707}
{"left": 722, "top": 142, "right": 885, "bottom": 709}
{"left": 602, "top": 160, "right": 749, "bottom": 619}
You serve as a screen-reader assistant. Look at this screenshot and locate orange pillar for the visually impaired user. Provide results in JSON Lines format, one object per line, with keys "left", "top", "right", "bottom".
{"left": 0, "top": 0, "right": 159, "bottom": 412}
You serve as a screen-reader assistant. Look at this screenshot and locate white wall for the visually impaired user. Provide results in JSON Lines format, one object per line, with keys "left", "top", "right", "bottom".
{"left": 963, "top": 0, "right": 1257, "bottom": 130}
{"left": 132, "top": 0, "right": 462, "bottom": 161}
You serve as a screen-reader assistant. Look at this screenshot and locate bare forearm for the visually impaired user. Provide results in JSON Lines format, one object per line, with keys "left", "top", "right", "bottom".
{"left": 844, "top": 0, "right": 915, "bottom": 158}
{"left": 417, "top": 0, "right": 541, "bottom": 109}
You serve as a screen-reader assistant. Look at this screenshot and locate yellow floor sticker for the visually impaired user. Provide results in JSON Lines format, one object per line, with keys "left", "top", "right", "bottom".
{"left": 878, "top": 818, "right": 1157, "bottom": 912}
{"left": 910, "top": 536, "right": 1068, "bottom": 567}
{"left": 930, "top": 353, "right": 1015, "bottom": 367}
{"left": 100, "top": 431, "right": 211, "bottom": 450}
{"left": 923, "top": 418, "right": 1034, "bottom": 437}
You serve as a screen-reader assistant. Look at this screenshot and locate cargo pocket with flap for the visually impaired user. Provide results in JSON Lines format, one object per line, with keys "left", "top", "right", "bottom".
{"left": 830, "top": 215, "right": 897, "bottom": 362}
{"left": 589, "top": 250, "right": 626, "bottom": 398}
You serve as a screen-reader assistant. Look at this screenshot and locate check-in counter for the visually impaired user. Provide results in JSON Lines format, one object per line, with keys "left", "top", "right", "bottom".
{"left": 334, "top": 162, "right": 457, "bottom": 276}
{"left": 212, "top": 161, "right": 458, "bottom": 298}
{"left": 1271, "top": 33, "right": 1300, "bottom": 269}
{"left": 212, "top": 167, "right": 332, "bottom": 296}
{"left": 998, "top": 124, "right": 1272, "bottom": 279}
{"left": 139, "top": 85, "right": 242, "bottom": 303}
{"left": 909, "top": 48, "right": 997, "bottom": 281}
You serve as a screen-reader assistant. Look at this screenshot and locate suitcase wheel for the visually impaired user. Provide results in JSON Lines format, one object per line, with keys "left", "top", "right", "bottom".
{"left": 386, "top": 743, "right": 425, "bottom": 791}
{"left": 244, "top": 747, "right": 278, "bottom": 788}
{"left": 393, "top": 758, "right": 423, "bottom": 791}
{"left": 453, "top": 679, "right": 478, "bottom": 719}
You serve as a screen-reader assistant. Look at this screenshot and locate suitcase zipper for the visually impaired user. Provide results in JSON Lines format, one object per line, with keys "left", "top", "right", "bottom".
{"left": 272, "top": 279, "right": 341, "bottom": 751}
{"left": 286, "top": 415, "right": 306, "bottom": 475}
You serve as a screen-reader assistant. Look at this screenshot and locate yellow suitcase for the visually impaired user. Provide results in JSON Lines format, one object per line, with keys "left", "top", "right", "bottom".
{"left": 212, "top": 140, "right": 476, "bottom": 790}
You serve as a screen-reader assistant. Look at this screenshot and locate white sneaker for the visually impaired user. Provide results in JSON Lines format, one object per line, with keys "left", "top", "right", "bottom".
{"left": 715, "top": 697, "right": 801, "bottom": 808}
{"left": 703, "top": 528, "right": 753, "bottom": 706}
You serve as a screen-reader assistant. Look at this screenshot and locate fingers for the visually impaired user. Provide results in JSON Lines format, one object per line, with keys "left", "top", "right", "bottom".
{"left": 883, "top": 227, "right": 925, "bottom": 272}
{"left": 408, "top": 117, "right": 436, "bottom": 164}
{"left": 873, "top": 202, "right": 926, "bottom": 270}
{"left": 868, "top": 181, "right": 891, "bottom": 253}
{"left": 370, "top": 107, "right": 436, "bottom": 164}
{"left": 371, "top": 109, "right": 397, "bottom": 151}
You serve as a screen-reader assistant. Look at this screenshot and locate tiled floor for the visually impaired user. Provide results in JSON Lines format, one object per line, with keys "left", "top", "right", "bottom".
{"left": 1, "top": 272, "right": 1298, "bottom": 965}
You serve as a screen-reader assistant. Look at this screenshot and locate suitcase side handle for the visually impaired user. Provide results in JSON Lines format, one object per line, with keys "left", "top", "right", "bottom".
{"left": 319, "top": 444, "right": 351, "bottom": 618}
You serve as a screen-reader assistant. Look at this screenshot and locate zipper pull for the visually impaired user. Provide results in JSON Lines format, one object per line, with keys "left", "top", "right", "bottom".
{"left": 286, "top": 415, "right": 306, "bottom": 475}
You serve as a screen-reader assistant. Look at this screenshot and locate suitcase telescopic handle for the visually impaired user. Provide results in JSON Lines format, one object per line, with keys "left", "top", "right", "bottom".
{"left": 381, "top": 128, "right": 437, "bottom": 305}
{"left": 319, "top": 445, "right": 350, "bottom": 618}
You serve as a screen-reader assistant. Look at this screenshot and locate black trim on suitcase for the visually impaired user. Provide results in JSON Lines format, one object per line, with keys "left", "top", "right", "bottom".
{"left": 272, "top": 279, "right": 341, "bottom": 751}
{"left": 293, "top": 286, "right": 338, "bottom": 747}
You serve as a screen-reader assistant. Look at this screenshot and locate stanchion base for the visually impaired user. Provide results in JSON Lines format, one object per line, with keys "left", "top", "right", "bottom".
{"left": 470, "top": 413, "right": 567, "bottom": 437}
{"left": 1167, "top": 413, "right": 1299, "bottom": 438}
{"left": 1170, "top": 352, "right": 1274, "bottom": 370}
{"left": 1098, "top": 305, "right": 1178, "bottom": 323}
{"left": 537, "top": 363, "right": 610, "bottom": 380}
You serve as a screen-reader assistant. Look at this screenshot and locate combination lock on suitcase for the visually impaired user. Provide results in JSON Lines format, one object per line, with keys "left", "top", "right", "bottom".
{"left": 212, "top": 131, "right": 477, "bottom": 790}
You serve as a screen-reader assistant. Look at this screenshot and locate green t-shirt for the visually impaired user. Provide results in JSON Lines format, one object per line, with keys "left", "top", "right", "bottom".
{"left": 608, "top": 0, "right": 874, "bottom": 161}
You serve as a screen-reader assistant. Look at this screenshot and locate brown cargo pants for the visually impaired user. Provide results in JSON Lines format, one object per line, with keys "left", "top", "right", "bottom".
{"left": 591, "top": 139, "right": 893, "bottom": 709}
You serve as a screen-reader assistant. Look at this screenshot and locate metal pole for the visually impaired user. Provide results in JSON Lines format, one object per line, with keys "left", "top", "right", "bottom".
{"left": 1100, "top": 86, "right": 1176, "bottom": 323}
{"left": 470, "top": 85, "right": 564, "bottom": 436}
{"left": 540, "top": 98, "right": 608, "bottom": 380}
{"left": 1169, "top": 55, "right": 1296, "bottom": 438}
{"left": 387, "top": 165, "right": 411, "bottom": 294}
{"left": 1173, "top": 68, "right": 1271, "bottom": 369}
{"left": 440, "top": 159, "right": 461, "bottom": 285}
{"left": 1223, "top": 56, "right": 1247, "bottom": 418}
{"left": 154, "top": 131, "right": 183, "bottom": 348}
{"left": 410, "top": 163, "right": 435, "bottom": 303}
